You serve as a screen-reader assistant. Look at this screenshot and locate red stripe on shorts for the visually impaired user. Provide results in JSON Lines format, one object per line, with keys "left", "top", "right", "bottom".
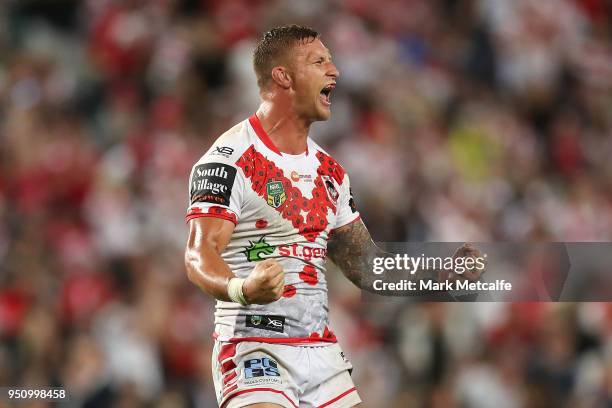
{"left": 220, "top": 359, "right": 236, "bottom": 374}
{"left": 223, "top": 370, "right": 237, "bottom": 386}
{"left": 318, "top": 387, "right": 357, "bottom": 408}
{"left": 222, "top": 336, "right": 337, "bottom": 345}
{"left": 218, "top": 343, "right": 237, "bottom": 363}
{"left": 221, "top": 387, "right": 298, "bottom": 408}
{"left": 222, "top": 384, "right": 238, "bottom": 397}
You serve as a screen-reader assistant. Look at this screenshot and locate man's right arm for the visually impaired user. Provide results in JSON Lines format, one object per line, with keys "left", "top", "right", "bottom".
{"left": 185, "top": 217, "right": 237, "bottom": 301}
{"left": 184, "top": 217, "right": 285, "bottom": 304}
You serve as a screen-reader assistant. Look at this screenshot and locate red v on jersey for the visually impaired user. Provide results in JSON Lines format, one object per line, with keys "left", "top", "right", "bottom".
{"left": 248, "top": 114, "right": 309, "bottom": 156}
{"left": 235, "top": 146, "right": 344, "bottom": 242}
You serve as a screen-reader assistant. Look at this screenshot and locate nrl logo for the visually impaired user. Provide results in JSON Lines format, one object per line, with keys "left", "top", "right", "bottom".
{"left": 266, "top": 180, "right": 286, "bottom": 208}
{"left": 250, "top": 315, "right": 263, "bottom": 326}
{"left": 244, "top": 236, "right": 275, "bottom": 262}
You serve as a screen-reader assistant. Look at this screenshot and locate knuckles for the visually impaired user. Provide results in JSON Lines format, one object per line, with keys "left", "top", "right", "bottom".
{"left": 245, "top": 260, "right": 286, "bottom": 304}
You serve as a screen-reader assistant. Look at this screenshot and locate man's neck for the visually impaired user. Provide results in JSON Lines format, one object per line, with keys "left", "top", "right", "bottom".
{"left": 256, "top": 101, "right": 311, "bottom": 155}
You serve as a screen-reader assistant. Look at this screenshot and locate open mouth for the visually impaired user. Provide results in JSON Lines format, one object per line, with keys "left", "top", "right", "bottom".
{"left": 319, "top": 84, "right": 335, "bottom": 106}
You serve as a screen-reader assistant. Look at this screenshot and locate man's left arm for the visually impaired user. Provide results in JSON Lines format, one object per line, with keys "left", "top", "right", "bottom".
{"left": 327, "top": 219, "right": 379, "bottom": 289}
{"left": 327, "top": 166, "right": 483, "bottom": 290}
{"left": 327, "top": 219, "right": 484, "bottom": 291}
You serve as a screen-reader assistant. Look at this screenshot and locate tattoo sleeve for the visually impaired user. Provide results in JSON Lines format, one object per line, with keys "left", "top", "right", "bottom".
{"left": 327, "top": 219, "right": 376, "bottom": 289}
{"left": 327, "top": 219, "right": 438, "bottom": 292}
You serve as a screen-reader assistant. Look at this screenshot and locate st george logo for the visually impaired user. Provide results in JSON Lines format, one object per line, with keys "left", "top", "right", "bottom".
{"left": 244, "top": 236, "right": 275, "bottom": 262}
{"left": 266, "top": 180, "right": 286, "bottom": 208}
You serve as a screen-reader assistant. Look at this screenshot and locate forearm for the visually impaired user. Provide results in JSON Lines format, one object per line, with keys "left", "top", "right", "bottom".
{"left": 327, "top": 225, "right": 378, "bottom": 289}
{"left": 328, "top": 220, "right": 437, "bottom": 291}
{"left": 185, "top": 239, "right": 235, "bottom": 302}
{"left": 184, "top": 217, "right": 286, "bottom": 305}
{"left": 328, "top": 219, "right": 382, "bottom": 289}
{"left": 333, "top": 244, "right": 438, "bottom": 291}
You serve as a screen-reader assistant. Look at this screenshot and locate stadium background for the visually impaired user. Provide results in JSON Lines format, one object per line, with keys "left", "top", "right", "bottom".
{"left": 1, "top": 0, "right": 611, "bottom": 406}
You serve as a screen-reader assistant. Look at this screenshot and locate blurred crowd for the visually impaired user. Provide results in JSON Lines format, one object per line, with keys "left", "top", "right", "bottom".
{"left": 0, "top": 0, "right": 611, "bottom": 406}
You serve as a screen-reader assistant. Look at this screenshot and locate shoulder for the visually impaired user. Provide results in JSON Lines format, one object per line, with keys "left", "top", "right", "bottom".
{"left": 309, "top": 139, "right": 345, "bottom": 168}
{"left": 309, "top": 139, "right": 349, "bottom": 185}
{"left": 193, "top": 120, "right": 253, "bottom": 167}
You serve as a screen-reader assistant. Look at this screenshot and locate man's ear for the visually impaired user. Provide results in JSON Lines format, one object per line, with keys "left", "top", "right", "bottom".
{"left": 271, "top": 66, "right": 292, "bottom": 89}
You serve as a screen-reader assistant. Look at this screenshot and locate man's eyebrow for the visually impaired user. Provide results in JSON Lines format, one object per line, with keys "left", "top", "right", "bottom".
{"left": 307, "top": 51, "right": 332, "bottom": 61}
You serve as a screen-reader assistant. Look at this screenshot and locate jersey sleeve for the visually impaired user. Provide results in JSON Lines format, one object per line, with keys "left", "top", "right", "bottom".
{"left": 186, "top": 147, "right": 245, "bottom": 225}
{"left": 332, "top": 173, "right": 360, "bottom": 230}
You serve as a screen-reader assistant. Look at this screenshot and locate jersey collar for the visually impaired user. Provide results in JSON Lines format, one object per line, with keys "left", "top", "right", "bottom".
{"left": 248, "top": 114, "right": 309, "bottom": 157}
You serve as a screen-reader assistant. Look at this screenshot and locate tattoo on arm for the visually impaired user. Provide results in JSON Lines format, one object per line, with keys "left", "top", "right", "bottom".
{"left": 327, "top": 219, "right": 438, "bottom": 291}
{"left": 327, "top": 219, "right": 384, "bottom": 289}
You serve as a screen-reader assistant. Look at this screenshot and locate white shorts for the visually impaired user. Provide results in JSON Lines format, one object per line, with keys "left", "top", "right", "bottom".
{"left": 212, "top": 341, "right": 361, "bottom": 408}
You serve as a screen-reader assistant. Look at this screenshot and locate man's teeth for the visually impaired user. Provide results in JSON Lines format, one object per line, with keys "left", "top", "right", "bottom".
{"left": 320, "top": 87, "right": 333, "bottom": 103}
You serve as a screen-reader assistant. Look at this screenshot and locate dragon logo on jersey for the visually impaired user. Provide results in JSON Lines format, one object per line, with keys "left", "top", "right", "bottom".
{"left": 322, "top": 176, "right": 339, "bottom": 205}
{"left": 244, "top": 236, "right": 275, "bottom": 262}
{"left": 266, "top": 180, "right": 286, "bottom": 208}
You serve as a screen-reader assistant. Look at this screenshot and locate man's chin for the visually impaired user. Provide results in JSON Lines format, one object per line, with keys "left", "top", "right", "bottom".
{"left": 315, "top": 108, "right": 331, "bottom": 121}
{"left": 303, "top": 105, "right": 331, "bottom": 122}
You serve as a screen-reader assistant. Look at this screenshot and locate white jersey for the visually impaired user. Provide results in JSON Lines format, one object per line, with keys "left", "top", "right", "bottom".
{"left": 186, "top": 115, "right": 360, "bottom": 345}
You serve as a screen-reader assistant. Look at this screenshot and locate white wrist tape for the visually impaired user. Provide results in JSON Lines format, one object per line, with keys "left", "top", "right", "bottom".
{"left": 227, "top": 278, "right": 248, "bottom": 306}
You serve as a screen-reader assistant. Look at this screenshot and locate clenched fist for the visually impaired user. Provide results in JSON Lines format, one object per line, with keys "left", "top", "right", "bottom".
{"left": 242, "top": 259, "right": 285, "bottom": 304}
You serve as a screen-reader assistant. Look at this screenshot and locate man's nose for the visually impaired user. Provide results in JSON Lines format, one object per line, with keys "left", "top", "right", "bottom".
{"left": 327, "top": 63, "right": 340, "bottom": 79}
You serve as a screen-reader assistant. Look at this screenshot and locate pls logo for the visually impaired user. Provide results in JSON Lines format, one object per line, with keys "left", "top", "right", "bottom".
{"left": 244, "top": 357, "right": 280, "bottom": 378}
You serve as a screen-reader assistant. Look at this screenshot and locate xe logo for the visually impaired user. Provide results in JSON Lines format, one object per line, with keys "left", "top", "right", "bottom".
{"left": 246, "top": 314, "right": 286, "bottom": 333}
{"left": 211, "top": 146, "right": 234, "bottom": 158}
{"left": 215, "top": 146, "right": 234, "bottom": 155}
{"left": 266, "top": 317, "right": 283, "bottom": 328}
{"left": 244, "top": 357, "right": 280, "bottom": 379}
